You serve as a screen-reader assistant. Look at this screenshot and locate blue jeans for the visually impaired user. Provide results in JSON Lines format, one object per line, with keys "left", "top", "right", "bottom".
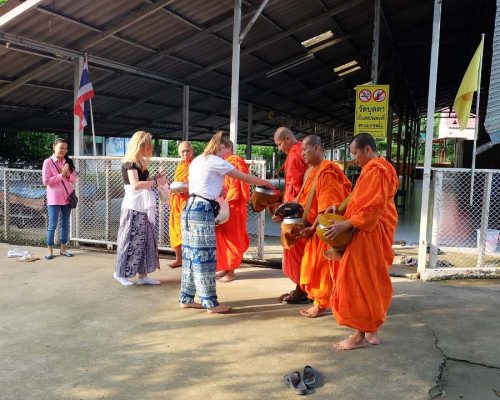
{"left": 47, "top": 205, "right": 72, "bottom": 247}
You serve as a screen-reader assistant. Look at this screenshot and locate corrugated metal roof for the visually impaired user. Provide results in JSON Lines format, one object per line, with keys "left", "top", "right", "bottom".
{"left": 0, "top": 0, "right": 496, "bottom": 147}
{"left": 485, "top": 0, "right": 500, "bottom": 145}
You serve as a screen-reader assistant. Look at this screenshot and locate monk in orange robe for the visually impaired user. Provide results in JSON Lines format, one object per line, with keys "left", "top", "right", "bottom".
{"left": 273, "top": 127, "right": 308, "bottom": 303}
{"left": 168, "top": 141, "right": 194, "bottom": 268}
{"left": 216, "top": 142, "right": 250, "bottom": 283}
{"left": 296, "top": 135, "right": 351, "bottom": 318}
{"left": 324, "top": 133, "right": 399, "bottom": 350}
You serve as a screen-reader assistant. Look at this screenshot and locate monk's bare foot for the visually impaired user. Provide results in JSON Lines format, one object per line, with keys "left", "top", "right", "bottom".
{"left": 217, "top": 271, "right": 235, "bottom": 283}
{"left": 334, "top": 331, "right": 369, "bottom": 350}
{"left": 179, "top": 302, "right": 203, "bottom": 309}
{"left": 169, "top": 261, "right": 182, "bottom": 269}
{"left": 299, "top": 305, "right": 326, "bottom": 318}
{"left": 207, "top": 304, "right": 231, "bottom": 314}
{"left": 216, "top": 270, "right": 227, "bottom": 278}
{"left": 365, "top": 332, "right": 380, "bottom": 345}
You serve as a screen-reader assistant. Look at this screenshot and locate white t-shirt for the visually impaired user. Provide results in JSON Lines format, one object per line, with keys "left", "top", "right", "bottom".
{"left": 188, "top": 155, "right": 235, "bottom": 199}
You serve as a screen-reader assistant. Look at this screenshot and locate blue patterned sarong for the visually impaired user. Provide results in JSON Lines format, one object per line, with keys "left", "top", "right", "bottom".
{"left": 179, "top": 198, "right": 218, "bottom": 308}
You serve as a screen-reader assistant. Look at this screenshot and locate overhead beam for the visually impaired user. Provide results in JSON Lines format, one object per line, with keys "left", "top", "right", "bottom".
{"left": 183, "top": 0, "right": 366, "bottom": 81}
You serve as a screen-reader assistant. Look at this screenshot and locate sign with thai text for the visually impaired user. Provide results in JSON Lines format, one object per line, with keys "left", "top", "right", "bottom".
{"left": 354, "top": 84, "right": 390, "bottom": 139}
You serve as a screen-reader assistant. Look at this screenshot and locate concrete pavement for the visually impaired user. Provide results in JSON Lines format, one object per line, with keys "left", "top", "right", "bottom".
{"left": 1, "top": 243, "right": 499, "bottom": 400}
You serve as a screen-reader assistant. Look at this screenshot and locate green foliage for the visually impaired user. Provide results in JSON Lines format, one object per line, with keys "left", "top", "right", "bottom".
{"left": 0, "top": 131, "right": 58, "bottom": 165}
{"left": 0, "top": 0, "right": 8, "bottom": 6}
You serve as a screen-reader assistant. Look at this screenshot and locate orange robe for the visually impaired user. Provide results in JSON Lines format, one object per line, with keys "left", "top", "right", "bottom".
{"left": 168, "top": 161, "right": 190, "bottom": 248}
{"left": 298, "top": 160, "right": 351, "bottom": 308}
{"left": 216, "top": 155, "right": 250, "bottom": 271}
{"left": 282, "top": 142, "right": 308, "bottom": 285}
{"left": 331, "top": 157, "right": 399, "bottom": 333}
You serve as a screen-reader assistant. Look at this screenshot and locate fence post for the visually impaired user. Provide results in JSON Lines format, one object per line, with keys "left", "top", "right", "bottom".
{"left": 3, "top": 169, "right": 9, "bottom": 241}
{"left": 429, "top": 170, "right": 443, "bottom": 269}
{"left": 476, "top": 172, "right": 492, "bottom": 268}
{"left": 73, "top": 158, "right": 81, "bottom": 246}
{"left": 257, "top": 161, "right": 266, "bottom": 260}
{"left": 105, "top": 159, "right": 111, "bottom": 244}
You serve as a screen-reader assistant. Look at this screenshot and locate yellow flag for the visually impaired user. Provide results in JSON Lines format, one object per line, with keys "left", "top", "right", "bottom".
{"left": 453, "top": 37, "right": 484, "bottom": 130}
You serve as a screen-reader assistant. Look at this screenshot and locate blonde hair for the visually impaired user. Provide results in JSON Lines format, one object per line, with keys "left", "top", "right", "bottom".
{"left": 203, "top": 131, "right": 231, "bottom": 157}
{"left": 122, "top": 131, "right": 153, "bottom": 171}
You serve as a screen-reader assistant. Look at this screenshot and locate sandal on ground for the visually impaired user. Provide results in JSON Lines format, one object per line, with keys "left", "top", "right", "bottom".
{"left": 284, "top": 289, "right": 310, "bottom": 304}
{"left": 284, "top": 371, "right": 307, "bottom": 395}
{"left": 60, "top": 251, "right": 73, "bottom": 257}
{"left": 302, "top": 366, "right": 318, "bottom": 389}
{"left": 45, "top": 255, "right": 54, "bottom": 260}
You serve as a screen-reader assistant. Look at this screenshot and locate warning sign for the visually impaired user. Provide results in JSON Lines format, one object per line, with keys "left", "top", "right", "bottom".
{"left": 354, "top": 84, "right": 390, "bottom": 139}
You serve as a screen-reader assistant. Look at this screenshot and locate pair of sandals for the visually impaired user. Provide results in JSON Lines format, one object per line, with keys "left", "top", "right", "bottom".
{"left": 45, "top": 250, "right": 73, "bottom": 260}
{"left": 284, "top": 366, "right": 317, "bottom": 395}
{"left": 279, "top": 289, "right": 311, "bottom": 304}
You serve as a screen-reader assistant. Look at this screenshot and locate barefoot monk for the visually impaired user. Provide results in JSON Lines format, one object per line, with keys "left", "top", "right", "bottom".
{"left": 216, "top": 141, "right": 250, "bottom": 283}
{"left": 169, "top": 141, "right": 194, "bottom": 268}
{"left": 324, "top": 133, "right": 398, "bottom": 350}
{"left": 296, "top": 135, "right": 351, "bottom": 318}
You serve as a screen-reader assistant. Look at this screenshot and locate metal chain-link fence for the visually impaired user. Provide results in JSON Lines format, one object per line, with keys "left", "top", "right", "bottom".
{"left": 427, "top": 168, "right": 500, "bottom": 277}
{"left": 0, "top": 157, "right": 266, "bottom": 260}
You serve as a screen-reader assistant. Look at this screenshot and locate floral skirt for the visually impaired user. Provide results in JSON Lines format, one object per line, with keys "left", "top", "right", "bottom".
{"left": 115, "top": 208, "right": 159, "bottom": 278}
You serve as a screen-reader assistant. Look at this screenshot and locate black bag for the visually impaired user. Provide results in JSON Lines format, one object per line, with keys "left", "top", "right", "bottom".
{"left": 67, "top": 190, "right": 78, "bottom": 209}
{"left": 51, "top": 159, "right": 78, "bottom": 209}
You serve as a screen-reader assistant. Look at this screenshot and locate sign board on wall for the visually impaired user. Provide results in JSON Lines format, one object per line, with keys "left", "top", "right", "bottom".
{"left": 438, "top": 113, "right": 475, "bottom": 140}
{"left": 354, "top": 84, "right": 390, "bottom": 139}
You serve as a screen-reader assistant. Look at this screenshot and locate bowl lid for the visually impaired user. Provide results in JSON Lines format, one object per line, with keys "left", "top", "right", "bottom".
{"left": 255, "top": 186, "right": 280, "bottom": 196}
{"left": 274, "top": 202, "right": 304, "bottom": 218}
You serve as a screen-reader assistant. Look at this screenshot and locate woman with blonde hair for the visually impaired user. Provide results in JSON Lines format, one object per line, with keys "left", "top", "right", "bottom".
{"left": 179, "top": 131, "right": 275, "bottom": 313}
{"left": 114, "top": 131, "right": 168, "bottom": 286}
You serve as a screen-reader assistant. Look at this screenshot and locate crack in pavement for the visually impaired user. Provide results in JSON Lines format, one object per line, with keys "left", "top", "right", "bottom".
{"left": 425, "top": 324, "right": 500, "bottom": 399}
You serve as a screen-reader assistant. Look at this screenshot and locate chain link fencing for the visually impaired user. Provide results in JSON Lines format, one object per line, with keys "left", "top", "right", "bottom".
{"left": 0, "top": 157, "right": 266, "bottom": 260}
{"left": 425, "top": 168, "right": 500, "bottom": 279}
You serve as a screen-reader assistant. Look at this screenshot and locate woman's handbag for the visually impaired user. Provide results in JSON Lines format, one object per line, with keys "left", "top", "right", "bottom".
{"left": 51, "top": 159, "right": 78, "bottom": 209}
{"left": 214, "top": 197, "right": 230, "bottom": 225}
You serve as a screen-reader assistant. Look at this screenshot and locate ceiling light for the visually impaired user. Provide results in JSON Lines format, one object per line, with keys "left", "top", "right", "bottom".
{"left": 338, "top": 66, "right": 361, "bottom": 77}
{"left": 334, "top": 60, "right": 358, "bottom": 73}
{"left": 301, "top": 31, "right": 335, "bottom": 48}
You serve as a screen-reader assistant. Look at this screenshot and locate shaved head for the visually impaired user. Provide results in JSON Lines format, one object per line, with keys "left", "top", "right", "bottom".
{"left": 274, "top": 126, "right": 296, "bottom": 141}
{"left": 178, "top": 141, "right": 194, "bottom": 162}
{"left": 274, "top": 126, "right": 298, "bottom": 154}
{"left": 302, "top": 135, "right": 323, "bottom": 149}
{"left": 351, "top": 133, "right": 376, "bottom": 152}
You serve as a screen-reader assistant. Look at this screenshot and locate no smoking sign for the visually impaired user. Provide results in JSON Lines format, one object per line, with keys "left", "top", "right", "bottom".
{"left": 359, "top": 89, "right": 371, "bottom": 102}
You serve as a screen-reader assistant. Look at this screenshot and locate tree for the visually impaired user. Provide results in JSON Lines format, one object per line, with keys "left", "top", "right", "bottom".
{"left": 0, "top": 131, "right": 57, "bottom": 166}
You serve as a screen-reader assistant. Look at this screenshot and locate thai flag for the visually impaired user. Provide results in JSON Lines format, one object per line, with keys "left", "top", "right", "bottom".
{"left": 73, "top": 55, "right": 94, "bottom": 130}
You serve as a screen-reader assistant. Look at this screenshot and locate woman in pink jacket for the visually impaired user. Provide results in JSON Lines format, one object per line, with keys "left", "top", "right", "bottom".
{"left": 41, "top": 138, "right": 77, "bottom": 260}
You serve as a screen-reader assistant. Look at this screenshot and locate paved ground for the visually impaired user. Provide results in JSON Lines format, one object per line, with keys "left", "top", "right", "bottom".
{"left": 1, "top": 243, "right": 499, "bottom": 400}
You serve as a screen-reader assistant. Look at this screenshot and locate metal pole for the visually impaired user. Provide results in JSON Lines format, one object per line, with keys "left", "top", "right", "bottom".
{"left": 385, "top": 106, "right": 393, "bottom": 161}
{"left": 229, "top": 0, "right": 242, "bottom": 146}
{"left": 239, "top": 0, "right": 270, "bottom": 42}
{"left": 417, "top": 0, "right": 442, "bottom": 279}
{"left": 182, "top": 85, "right": 190, "bottom": 140}
{"left": 246, "top": 103, "right": 253, "bottom": 160}
{"left": 73, "top": 56, "right": 84, "bottom": 156}
{"left": 477, "top": 172, "right": 492, "bottom": 268}
{"left": 371, "top": 0, "right": 381, "bottom": 84}
{"left": 469, "top": 33, "right": 485, "bottom": 206}
{"left": 330, "top": 128, "right": 335, "bottom": 161}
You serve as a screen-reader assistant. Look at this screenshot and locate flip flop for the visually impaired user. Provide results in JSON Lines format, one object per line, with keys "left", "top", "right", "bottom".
{"left": 60, "top": 251, "right": 73, "bottom": 257}
{"left": 44, "top": 255, "right": 54, "bottom": 260}
{"left": 302, "top": 366, "right": 317, "bottom": 389}
{"left": 284, "top": 371, "right": 307, "bottom": 395}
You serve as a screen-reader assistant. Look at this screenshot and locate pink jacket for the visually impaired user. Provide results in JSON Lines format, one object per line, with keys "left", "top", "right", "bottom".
{"left": 42, "top": 155, "right": 77, "bottom": 206}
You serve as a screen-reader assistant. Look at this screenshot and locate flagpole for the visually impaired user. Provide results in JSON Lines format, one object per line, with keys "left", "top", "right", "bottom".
{"left": 86, "top": 51, "right": 99, "bottom": 187}
{"left": 469, "top": 33, "right": 485, "bottom": 206}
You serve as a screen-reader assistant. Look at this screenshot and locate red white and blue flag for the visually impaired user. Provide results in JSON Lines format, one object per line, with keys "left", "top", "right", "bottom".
{"left": 73, "top": 54, "right": 94, "bottom": 130}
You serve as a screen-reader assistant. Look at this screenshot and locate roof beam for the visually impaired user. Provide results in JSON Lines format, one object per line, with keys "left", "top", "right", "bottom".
{"left": 183, "top": 0, "right": 366, "bottom": 81}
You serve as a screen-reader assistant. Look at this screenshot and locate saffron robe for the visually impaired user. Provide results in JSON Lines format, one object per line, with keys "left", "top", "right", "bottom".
{"left": 216, "top": 155, "right": 250, "bottom": 271}
{"left": 282, "top": 142, "right": 308, "bottom": 285}
{"left": 169, "top": 160, "right": 190, "bottom": 248}
{"left": 298, "top": 160, "right": 351, "bottom": 308}
{"left": 331, "top": 157, "right": 399, "bottom": 332}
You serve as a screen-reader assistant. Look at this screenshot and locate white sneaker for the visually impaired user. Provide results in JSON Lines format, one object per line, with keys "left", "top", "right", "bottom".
{"left": 137, "top": 277, "right": 161, "bottom": 285}
{"left": 7, "top": 249, "right": 29, "bottom": 258}
{"left": 113, "top": 272, "right": 134, "bottom": 286}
